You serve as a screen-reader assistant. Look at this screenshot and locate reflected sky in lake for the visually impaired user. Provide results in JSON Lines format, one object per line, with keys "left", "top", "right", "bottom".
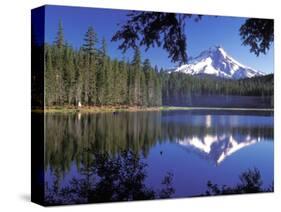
{"left": 43, "top": 110, "right": 273, "bottom": 204}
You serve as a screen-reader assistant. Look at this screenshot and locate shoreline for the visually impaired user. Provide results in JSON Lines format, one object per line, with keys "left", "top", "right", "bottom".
{"left": 32, "top": 106, "right": 274, "bottom": 113}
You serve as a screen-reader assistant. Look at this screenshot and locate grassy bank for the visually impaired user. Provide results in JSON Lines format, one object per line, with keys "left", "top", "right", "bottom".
{"left": 32, "top": 106, "right": 162, "bottom": 113}
{"left": 32, "top": 105, "right": 274, "bottom": 113}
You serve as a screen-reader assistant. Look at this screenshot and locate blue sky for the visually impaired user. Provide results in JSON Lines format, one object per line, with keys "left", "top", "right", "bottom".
{"left": 44, "top": 5, "right": 274, "bottom": 74}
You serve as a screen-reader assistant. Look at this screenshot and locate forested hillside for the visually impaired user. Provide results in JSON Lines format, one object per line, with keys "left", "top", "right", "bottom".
{"left": 42, "top": 22, "right": 273, "bottom": 108}
{"left": 161, "top": 72, "right": 273, "bottom": 101}
{"left": 161, "top": 72, "right": 273, "bottom": 107}
{"left": 44, "top": 22, "right": 162, "bottom": 107}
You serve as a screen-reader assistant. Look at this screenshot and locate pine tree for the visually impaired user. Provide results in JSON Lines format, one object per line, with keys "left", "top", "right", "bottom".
{"left": 96, "top": 38, "right": 107, "bottom": 105}
{"left": 154, "top": 66, "right": 162, "bottom": 106}
{"left": 105, "top": 57, "right": 114, "bottom": 105}
{"left": 112, "top": 59, "right": 120, "bottom": 104}
{"left": 82, "top": 26, "right": 98, "bottom": 56}
{"left": 131, "top": 47, "right": 142, "bottom": 105}
{"left": 62, "top": 45, "right": 76, "bottom": 105}
{"left": 145, "top": 60, "right": 154, "bottom": 106}
{"left": 51, "top": 21, "right": 68, "bottom": 105}
{"left": 82, "top": 26, "right": 98, "bottom": 105}
{"left": 140, "top": 70, "right": 147, "bottom": 106}
{"left": 119, "top": 58, "right": 128, "bottom": 104}
{"left": 143, "top": 59, "right": 153, "bottom": 106}
{"left": 75, "top": 50, "right": 84, "bottom": 105}
{"left": 54, "top": 20, "right": 64, "bottom": 49}
{"left": 44, "top": 44, "right": 54, "bottom": 106}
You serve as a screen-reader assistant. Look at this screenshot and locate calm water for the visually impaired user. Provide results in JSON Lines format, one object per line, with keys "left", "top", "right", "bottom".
{"left": 43, "top": 110, "right": 274, "bottom": 205}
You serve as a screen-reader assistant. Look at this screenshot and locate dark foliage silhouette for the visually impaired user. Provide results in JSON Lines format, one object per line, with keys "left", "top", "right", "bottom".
{"left": 112, "top": 12, "right": 202, "bottom": 64}
{"left": 240, "top": 18, "right": 274, "bottom": 56}
{"left": 112, "top": 12, "right": 273, "bottom": 64}
{"left": 204, "top": 168, "right": 273, "bottom": 196}
{"left": 45, "top": 150, "right": 175, "bottom": 205}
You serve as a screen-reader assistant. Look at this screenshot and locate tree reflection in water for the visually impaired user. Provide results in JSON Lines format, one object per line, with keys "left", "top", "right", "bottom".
{"left": 45, "top": 150, "right": 175, "bottom": 205}
{"left": 45, "top": 112, "right": 273, "bottom": 174}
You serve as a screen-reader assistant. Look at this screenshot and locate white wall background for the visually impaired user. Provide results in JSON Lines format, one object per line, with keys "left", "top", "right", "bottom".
{"left": 0, "top": 0, "right": 279, "bottom": 211}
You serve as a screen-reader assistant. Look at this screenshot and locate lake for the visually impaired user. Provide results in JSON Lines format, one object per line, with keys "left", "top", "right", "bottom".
{"left": 42, "top": 110, "right": 274, "bottom": 205}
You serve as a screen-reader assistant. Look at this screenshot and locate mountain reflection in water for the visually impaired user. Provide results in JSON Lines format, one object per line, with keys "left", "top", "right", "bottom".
{"left": 177, "top": 126, "right": 265, "bottom": 164}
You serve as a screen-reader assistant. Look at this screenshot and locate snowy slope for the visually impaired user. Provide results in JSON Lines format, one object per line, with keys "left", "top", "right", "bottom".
{"left": 172, "top": 46, "right": 264, "bottom": 79}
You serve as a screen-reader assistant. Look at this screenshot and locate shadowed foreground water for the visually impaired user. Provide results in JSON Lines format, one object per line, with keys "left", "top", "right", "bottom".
{"left": 41, "top": 110, "right": 273, "bottom": 205}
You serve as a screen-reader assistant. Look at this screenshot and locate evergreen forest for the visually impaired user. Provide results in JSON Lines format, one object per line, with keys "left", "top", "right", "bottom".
{"left": 41, "top": 22, "right": 273, "bottom": 108}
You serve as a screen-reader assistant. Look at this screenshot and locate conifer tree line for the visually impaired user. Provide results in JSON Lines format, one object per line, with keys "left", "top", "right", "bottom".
{"left": 43, "top": 21, "right": 273, "bottom": 108}
{"left": 44, "top": 21, "right": 162, "bottom": 107}
{"left": 160, "top": 72, "right": 273, "bottom": 102}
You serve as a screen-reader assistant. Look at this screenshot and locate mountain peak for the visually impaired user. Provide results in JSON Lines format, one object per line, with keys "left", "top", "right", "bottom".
{"left": 173, "top": 46, "right": 265, "bottom": 79}
{"left": 195, "top": 46, "right": 227, "bottom": 61}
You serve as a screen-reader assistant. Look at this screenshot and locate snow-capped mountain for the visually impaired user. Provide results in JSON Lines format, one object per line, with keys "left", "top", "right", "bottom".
{"left": 172, "top": 46, "right": 264, "bottom": 79}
